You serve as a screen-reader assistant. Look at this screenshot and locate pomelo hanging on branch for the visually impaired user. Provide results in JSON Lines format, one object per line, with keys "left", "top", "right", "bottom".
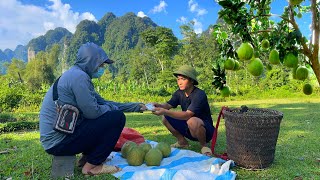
{"left": 224, "top": 58, "right": 235, "bottom": 70}
{"left": 236, "top": 42, "right": 254, "bottom": 61}
{"left": 269, "top": 49, "right": 281, "bottom": 65}
{"left": 233, "top": 60, "right": 240, "bottom": 71}
{"left": 289, "top": 0, "right": 303, "bottom": 6}
{"left": 297, "top": 12, "right": 302, "bottom": 18}
{"left": 220, "top": 85, "right": 231, "bottom": 97}
{"left": 303, "top": 83, "right": 313, "bottom": 95}
{"left": 296, "top": 66, "right": 309, "bottom": 80}
{"left": 261, "top": 39, "right": 270, "bottom": 49}
{"left": 284, "top": 53, "right": 298, "bottom": 68}
{"left": 247, "top": 58, "right": 264, "bottom": 76}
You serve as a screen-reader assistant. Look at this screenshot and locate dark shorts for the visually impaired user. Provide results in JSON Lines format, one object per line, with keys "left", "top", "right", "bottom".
{"left": 164, "top": 115, "right": 214, "bottom": 143}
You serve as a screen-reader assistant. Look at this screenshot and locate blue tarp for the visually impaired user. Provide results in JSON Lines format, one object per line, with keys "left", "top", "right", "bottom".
{"left": 105, "top": 140, "right": 236, "bottom": 180}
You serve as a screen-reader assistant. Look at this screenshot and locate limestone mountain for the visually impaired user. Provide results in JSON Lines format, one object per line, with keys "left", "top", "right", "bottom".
{"left": 27, "top": 27, "right": 72, "bottom": 53}
{"left": 0, "top": 50, "right": 7, "bottom": 61}
{"left": 0, "top": 45, "right": 27, "bottom": 63}
{"left": 65, "top": 15, "right": 115, "bottom": 65}
{"left": 102, "top": 12, "right": 157, "bottom": 74}
{"left": 4, "top": 49, "right": 14, "bottom": 61}
{"left": 64, "top": 12, "right": 157, "bottom": 73}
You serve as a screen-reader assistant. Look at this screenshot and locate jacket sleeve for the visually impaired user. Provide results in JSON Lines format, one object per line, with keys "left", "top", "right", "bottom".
{"left": 71, "top": 74, "right": 113, "bottom": 119}
{"left": 93, "top": 91, "right": 142, "bottom": 112}
{"left": 93, "top": 91, "right": 120, "bottom": 110}
{"left": 107, "top": 101, "right": 142, "bottom": 112}
{"left": 94, "top": 91, "right": 108, "bottom": 104}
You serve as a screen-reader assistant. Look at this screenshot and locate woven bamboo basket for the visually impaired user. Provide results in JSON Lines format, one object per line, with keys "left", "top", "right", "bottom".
{"left": 223, "top": 106, "right": 283, "bottom": 169}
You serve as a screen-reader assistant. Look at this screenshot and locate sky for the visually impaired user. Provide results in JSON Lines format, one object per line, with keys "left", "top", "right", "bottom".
{"left": 0, "top": 0, "right": 312, "bottom": 51}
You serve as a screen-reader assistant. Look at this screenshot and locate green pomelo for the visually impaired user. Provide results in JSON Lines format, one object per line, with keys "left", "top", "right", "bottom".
{"left": 269, "top": 49, "right": 280, "bottom": 65}
{"left": 248, "top": 58, "right": 264, "bottom": 76}
{"left": 155, "top": 142, "right": 171, "bottom": 158}
{"left": 262, "top": 32, "right": 269, "bottom": 38}
{"left": 220, "top": 86, "right": 231, "bottom": 97}
{"left": 145, "top": 148, "right": 163, "bottom": 166}
{"left": 224, "top": 58, "right": 235, "bottom": 70}
{"left": 139, "top": 143, "right": 152, "bottom": 154}
{"left": 261, "top": 39, "right": 270, "bottom": 49}
{"left": 121, "top": 141, "right": 137, "bottom": 158}
{"left": 126, "top": 146, "right": 145, "bottom": 166}
{"left": 236, "top": 42, "right": 254, "bottom": 60}
{"left": 284, "top": 53, "right": 298, "bottom": 68}
{"left": 303, "top": 83, "right": 313, "bottom": 95}
{"left": 297, "top": 12, "right": 302, "bottom": 18}
{"left": 233, "top": 60, "right": 240, "bottom": 71}
{"left": 296, "top": 66, "right": 309, "bottom": 80}
{"left": 290, "top": 0, "right": 303, "bottom": 6}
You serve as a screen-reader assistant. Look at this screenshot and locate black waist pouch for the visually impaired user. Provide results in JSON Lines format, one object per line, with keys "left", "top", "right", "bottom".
{"left": 52, "top": 77, "right": 80, "bottom": 134}
{"left": 54, "top": 104, "right": 79, "bottom": 134}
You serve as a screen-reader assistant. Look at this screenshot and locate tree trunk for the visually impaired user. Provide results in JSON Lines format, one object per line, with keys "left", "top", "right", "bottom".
{"left": 310, "top": 0, "right": 320, "bottom": 85}
{"left": 143, "top": 68, "right": 149, "bottom": 87}
{"left": 311, "top": 56, "right": 320, "bottom": 85}
{"left": 289, "top": 0, "right": 320, "bottom": 85}
{"left": 157, "top": 58, "right": 164, "bottom": 72}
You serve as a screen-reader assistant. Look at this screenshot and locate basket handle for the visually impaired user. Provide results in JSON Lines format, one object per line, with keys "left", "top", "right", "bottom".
{"left": 211, "top": 106, "right": 229, "bottom": 160}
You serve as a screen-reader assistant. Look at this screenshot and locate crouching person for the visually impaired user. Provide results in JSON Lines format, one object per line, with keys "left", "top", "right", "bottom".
{"left": 39, "top": 42, "right": 145, "bottom": 176}
{"left": 152, "top": 65, "right": 215, "bottom": 156}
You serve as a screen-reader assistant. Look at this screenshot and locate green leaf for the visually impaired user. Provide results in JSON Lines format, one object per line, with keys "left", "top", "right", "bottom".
{"left": 221, "top": 32, "right": 228, "bottom": 39}
{"left": 218, "top": 11, "right": 228, "bottom": 18}
{"left": 218, "top": 0, "right": 233, "bottom": 8}
{"left": 237, "top": 2, "right": 246, "bottom": 9}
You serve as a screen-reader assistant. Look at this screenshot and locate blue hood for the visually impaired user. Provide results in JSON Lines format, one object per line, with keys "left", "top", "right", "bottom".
{"left": 75, "top": 42, "right": 111, "bottom": 78}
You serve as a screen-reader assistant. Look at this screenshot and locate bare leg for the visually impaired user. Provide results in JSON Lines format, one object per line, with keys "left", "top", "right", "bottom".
{"left": 187, "top": 117, "right": 207, "bottom": 147}
{"left": 162, "top": 116, "right": 189, "bottom": 146}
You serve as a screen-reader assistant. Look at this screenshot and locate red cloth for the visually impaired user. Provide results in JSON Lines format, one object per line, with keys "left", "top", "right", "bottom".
{"left": 114, "top": 127, "right": 145, "bottom": 151}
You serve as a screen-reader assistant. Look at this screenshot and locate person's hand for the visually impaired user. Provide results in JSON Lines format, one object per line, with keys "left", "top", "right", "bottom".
{"left": 140, "top": 104, "right": 147, "bottom": 111}
{"left": 152, "top": 107, "right": 166, "bottom": 116}
{"left": 152, "top": 103, "right": 162, "bottom": 108}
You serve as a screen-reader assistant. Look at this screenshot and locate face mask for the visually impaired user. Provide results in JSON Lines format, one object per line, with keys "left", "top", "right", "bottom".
{"left": 92, "top": 67, "right": 106, "bottom": 78}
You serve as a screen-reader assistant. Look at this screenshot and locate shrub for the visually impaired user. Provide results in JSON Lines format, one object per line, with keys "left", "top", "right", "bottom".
{"left": 0, "top": 121, "right": 39, "bottom": 133}
{"left": 0, "top": 83, "right": 24, "bottom": 111}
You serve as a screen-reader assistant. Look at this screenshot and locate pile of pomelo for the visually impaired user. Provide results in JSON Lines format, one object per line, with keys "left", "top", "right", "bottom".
{"left": 121, "top": 141, "right": 171, "bottom": 166}
{"left": 224, "top": 39, "right": 313, "bottom": 95}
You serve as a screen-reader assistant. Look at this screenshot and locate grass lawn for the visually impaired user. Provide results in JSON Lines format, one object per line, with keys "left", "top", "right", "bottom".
{"left": 0, "top": 98, "right": 320, "bottom": 179}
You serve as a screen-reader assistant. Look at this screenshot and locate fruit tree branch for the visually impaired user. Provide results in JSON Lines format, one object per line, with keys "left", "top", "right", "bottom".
{"left": 288, "top": 5, "right": 313, "bottom": 60}
{"left": 311, "top": 0, "right": 319, "bottom": 62}
{"left": 250, "top": 14, "right": 292, "bottom": 24}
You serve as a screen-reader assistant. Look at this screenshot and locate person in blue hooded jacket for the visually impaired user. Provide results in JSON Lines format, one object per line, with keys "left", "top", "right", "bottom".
{"left": 39, "top": 42, "right": 146, "bottom": 176}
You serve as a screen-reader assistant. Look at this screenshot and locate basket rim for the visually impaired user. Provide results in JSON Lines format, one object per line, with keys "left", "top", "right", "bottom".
{"left": 223, "top": 107, "right": 283, "bottom": 118}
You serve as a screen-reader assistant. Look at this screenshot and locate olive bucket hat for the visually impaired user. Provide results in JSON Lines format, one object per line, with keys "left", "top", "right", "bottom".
{"left": 173, "top": 65, "right": 199, "bottom": 85}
